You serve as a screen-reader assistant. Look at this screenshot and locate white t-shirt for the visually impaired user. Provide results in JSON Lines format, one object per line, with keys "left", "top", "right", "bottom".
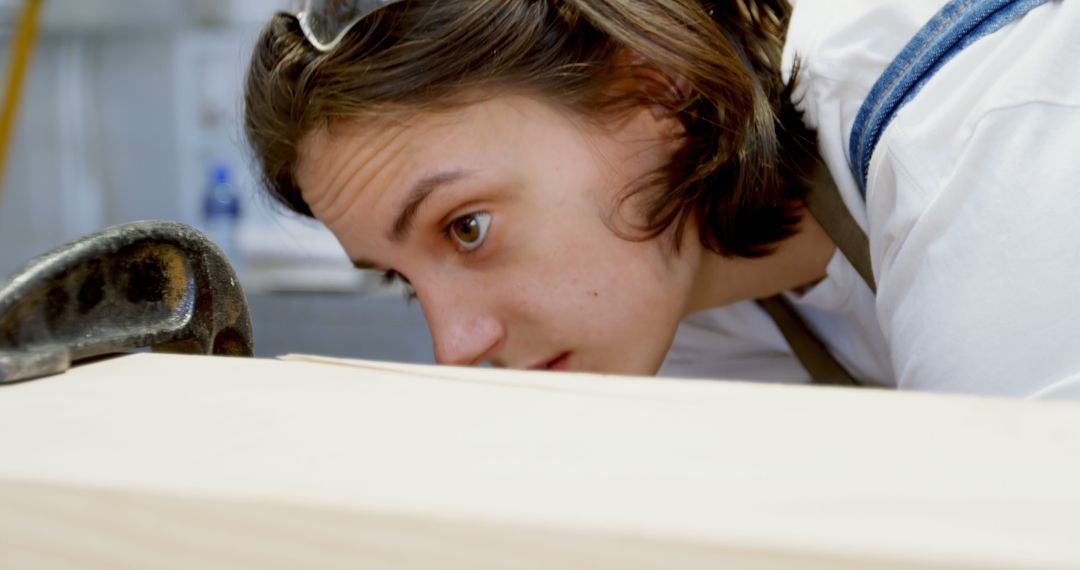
{"left": 661, "top": 0, "right": 1080, "bottom": 400}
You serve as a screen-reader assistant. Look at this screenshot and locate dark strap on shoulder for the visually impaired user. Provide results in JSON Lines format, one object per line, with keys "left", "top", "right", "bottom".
{"left": 757, "top": 295, "right": 860, "bottom": 387}
{"left": 806, "top": 163, "right": 876, "bottom": 293}
{"left": 764, "top": 165, "right": 871, "bottom": 386}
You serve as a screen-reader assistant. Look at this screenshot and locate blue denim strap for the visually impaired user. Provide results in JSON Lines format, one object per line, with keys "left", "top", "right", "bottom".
{"left": 848, "top": 0, "right": 1051, "bottom": 196}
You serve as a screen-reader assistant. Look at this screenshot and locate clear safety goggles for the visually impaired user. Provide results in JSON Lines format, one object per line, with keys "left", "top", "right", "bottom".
{"left": 295, "top": 0, "right": 406, "bottom": 52}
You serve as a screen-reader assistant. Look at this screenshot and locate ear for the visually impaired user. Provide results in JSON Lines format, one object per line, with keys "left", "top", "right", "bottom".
{"left": 610, "top": 48, "right": 690, "bottom": 138}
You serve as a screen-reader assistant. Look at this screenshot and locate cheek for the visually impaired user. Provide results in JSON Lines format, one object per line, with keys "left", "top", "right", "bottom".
{"left": 521, "top": 231, "right": 687, "bottom": 335}
{"left": 591, "top": 243, "right": 684, "bottom": 318}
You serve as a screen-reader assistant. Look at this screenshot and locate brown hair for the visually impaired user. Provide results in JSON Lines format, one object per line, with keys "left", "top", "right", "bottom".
{"left": 244, "top": 0, "right": 818, "bottom": 258}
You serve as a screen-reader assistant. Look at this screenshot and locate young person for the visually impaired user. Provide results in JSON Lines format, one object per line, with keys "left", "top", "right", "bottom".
{"left": 244, "top": 0, "right": 1080, "bottom": 399}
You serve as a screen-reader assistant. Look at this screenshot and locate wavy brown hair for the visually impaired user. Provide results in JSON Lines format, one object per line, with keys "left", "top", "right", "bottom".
{"left": 244, "top": 0, "right": 818, "bottom": 258}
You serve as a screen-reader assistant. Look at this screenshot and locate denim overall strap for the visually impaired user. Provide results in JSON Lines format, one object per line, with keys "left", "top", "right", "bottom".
{"left": 848, "top": 0, "right": 1051, "bottom": 195}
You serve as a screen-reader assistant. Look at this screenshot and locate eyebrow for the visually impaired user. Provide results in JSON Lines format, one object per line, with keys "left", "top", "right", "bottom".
{"left": 389, "top": 169, "right": 471, "bottom": 243}
{"left": 349, "top": 169, "right": 471, "bottom": 270}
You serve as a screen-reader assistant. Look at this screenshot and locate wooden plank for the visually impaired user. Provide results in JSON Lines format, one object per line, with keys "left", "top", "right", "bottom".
{"left": 0, "top": 353, "right": 1077, "bottom": 568}
{"left": 0, "top": 480, "right": 940, "bottom": 570}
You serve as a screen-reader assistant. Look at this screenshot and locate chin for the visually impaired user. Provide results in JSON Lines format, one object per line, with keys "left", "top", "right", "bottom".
{"left": 537, "top": 342, "right": 668, "bottom": 377}
{"left": 591, "top": 353, "right": 666, "bottom": 377}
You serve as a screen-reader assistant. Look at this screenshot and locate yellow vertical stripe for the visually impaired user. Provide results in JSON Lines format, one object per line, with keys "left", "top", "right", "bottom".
{"left": 0, "top": 0, "right": 43, "bottom": 205}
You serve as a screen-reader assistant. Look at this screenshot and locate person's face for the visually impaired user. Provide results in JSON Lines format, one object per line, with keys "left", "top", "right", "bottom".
{"left": 296, "top": 95, "right": 702, "bottom": 375}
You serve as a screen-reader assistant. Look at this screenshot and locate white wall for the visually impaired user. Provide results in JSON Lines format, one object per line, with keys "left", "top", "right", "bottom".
{"left": 0, "top": 0, "right": 290, "bottom": 277}
{"left": 0, "top": 0, "right": 434, "bottom": 362}
{"left": 0, "top": 33, "right": 180, "bottom": 275}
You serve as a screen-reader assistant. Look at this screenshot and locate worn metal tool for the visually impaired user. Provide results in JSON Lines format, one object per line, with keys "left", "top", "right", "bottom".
{"left": 0, "top": 220, "right": 253, "bottom": 383}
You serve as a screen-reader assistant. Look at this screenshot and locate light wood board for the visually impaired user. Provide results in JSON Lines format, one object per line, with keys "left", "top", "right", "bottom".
{"left": 1, "top": 353, "right": 1078, "bottom": 568}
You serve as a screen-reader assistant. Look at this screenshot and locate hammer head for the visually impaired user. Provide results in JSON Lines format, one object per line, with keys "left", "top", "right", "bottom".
{"left": 0, "top": 221, "right": 254, "bottom": 383}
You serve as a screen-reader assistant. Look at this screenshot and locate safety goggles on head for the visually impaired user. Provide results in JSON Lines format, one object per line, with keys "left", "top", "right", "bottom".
{"left": 295, "top": 0, "right": 406, "bottom": 52}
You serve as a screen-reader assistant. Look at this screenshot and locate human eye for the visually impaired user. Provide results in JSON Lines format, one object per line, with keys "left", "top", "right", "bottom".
{"left": 381, "top": 269, "right": 418, "bottom": 302}
{"left": 445, "top": 211, "right": 492, "bottom": 252}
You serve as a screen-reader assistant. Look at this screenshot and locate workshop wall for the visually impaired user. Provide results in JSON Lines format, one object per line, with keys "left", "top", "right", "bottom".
{"left": 0, "top": 2, "right": 436, "bottom": 363}
{"left": 0, "top": 13, "right": 198, "bottom": 276}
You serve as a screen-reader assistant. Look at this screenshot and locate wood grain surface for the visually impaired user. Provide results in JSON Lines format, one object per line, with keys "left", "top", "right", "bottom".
{"left": 1, "top": 353, "right": 1077, "bottom": 568}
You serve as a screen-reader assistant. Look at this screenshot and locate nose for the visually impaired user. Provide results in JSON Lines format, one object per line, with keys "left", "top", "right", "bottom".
{"left": 420, "top": 285, "right": 505, "bottom": 366}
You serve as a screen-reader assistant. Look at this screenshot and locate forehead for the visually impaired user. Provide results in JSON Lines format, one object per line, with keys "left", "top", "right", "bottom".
{"left": 295, "top": 96, "right": 590, "bottom": 216}
{"left": 293, "top": 97, "right": 583, "bottom": 252}
{"left": 300, "top": 96, "right": 549, "bottom": 165}
{"left": 297, "top": 98, "right": 529, "bottom": 190}
{"left": 298, "top": 94, "right": 592, "bottom": 168}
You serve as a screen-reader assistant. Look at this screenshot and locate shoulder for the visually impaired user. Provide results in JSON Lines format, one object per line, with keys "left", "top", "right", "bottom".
{"left": 867, "top": 0, "right": 1080, "bottom": 274}
{"left": 785, "top": 0, "right": 1080, "bottom": 396}
{"left": 785, "top": 0, "right": 1080, "bottom": 275}
{"left": 862, "top": 1, "right": 1080, "bottom": 397}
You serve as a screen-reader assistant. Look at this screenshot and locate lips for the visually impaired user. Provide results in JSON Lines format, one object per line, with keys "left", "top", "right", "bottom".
{"left": 528, "top": 352, "right": 571, "bottom": 371}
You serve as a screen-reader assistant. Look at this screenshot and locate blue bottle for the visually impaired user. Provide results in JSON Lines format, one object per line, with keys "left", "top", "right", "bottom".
{"left": 202, "top": 164, "right": 243, "bottom": 271}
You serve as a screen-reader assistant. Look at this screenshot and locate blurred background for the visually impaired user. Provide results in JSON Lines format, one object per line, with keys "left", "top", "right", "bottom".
{"left": 0, "top": 0, "right": 434, "bottom": 363}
